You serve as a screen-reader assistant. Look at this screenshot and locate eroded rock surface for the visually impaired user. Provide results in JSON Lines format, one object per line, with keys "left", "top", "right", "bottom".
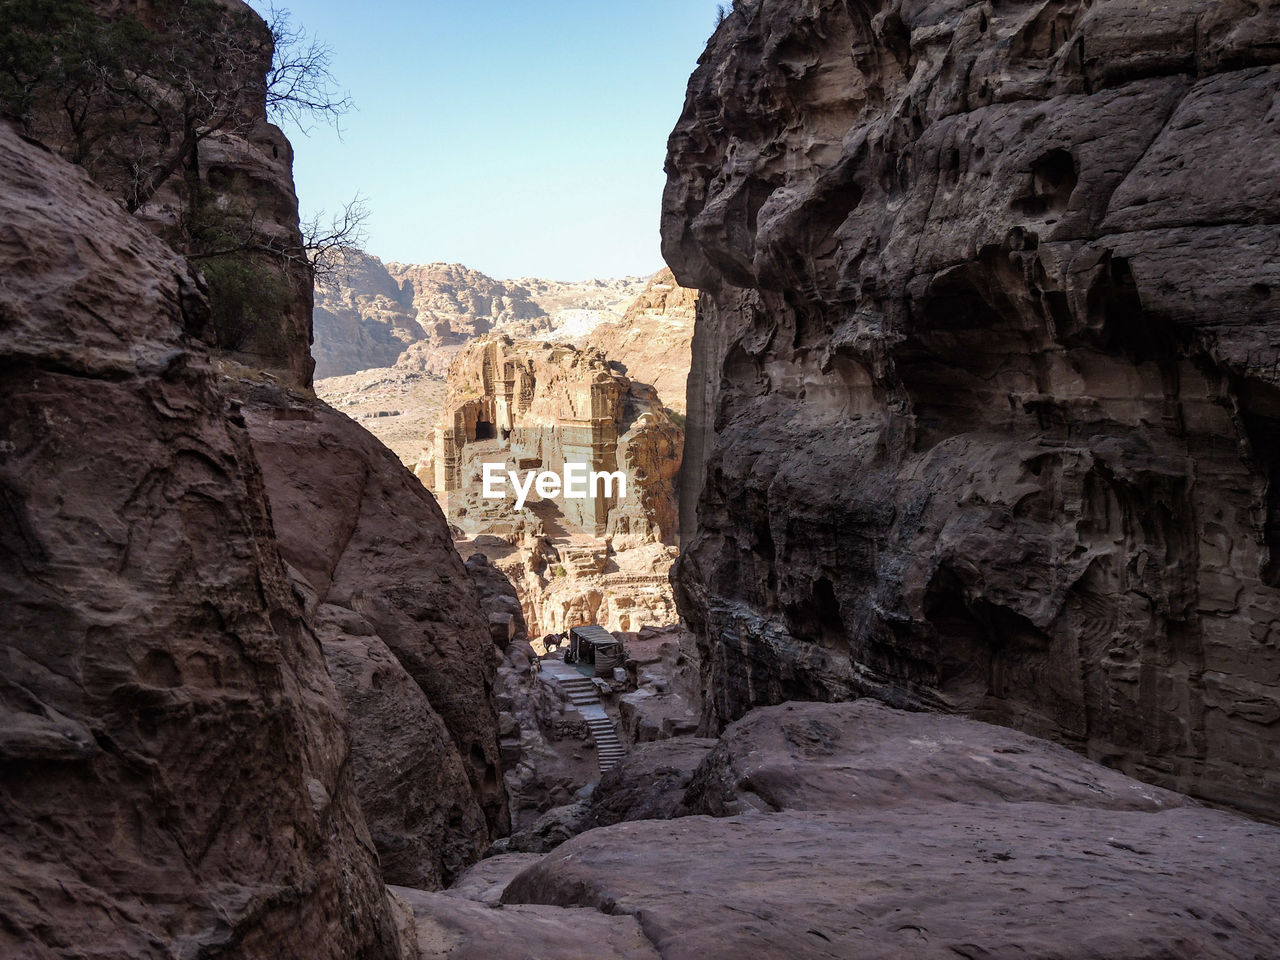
{"left": 394, "top": 885, "right": 659, "bottom": 960}
{"left": 313, "top": 252, "right": 648, "bottom": 379}
{"left": 587, "top": 268, "right": 698, "bottom": 414}
{"left": 0, "top": 125, "right": 404, "bottom": 958}
{"left": 501, "top": 736, "right": 717, "bottom": 854}
{"left": 502, "top": 701, "right": 1280, "bottom": 960}
{"left": 242, "top": 392, "right": 510, "bottom": 886}
{"left": 664, "top": 0, "right": 1280, "bottom": 818}
{"left": 682, "top": 700, "right": 1191, "bottom": 817}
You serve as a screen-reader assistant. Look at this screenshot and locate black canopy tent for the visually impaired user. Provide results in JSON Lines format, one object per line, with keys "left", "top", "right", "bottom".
{"left": 567, "top": 624, "right": 623, "bottom": 676}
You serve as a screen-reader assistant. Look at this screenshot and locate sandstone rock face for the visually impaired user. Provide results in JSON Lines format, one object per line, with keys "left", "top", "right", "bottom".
{"left": 241, "top": 392, "right": 510, "bottom": 885}
{"left": 0, "top": 125, "right": 403, "bottom": 958}
{"left": 394, "top": 885, "right": 659, "bottom": 960}
{"left": 682, "top": 699, "right": 1191, "bottom": 817}
{"left": 587, "top": 268, "right": 698, "bottom": 414}
{"left": 428, "top": 336, "right": 683, "bottom": 637}
{"left": 312, "top": 354, "right": 448, "bottom": 470}
{"left": 617, "top": 624, "right": 703, "bottom": 742}
{"left": 663, "top": 0, "right": 1280, "bottom": 818}
{"left": 312, "top": 255, "right": 545, "bottom": 379}
{"left": 502, "top": 736, "right": 717, "bottom": 854}
{"left": 312, "top": 250, "right": 428, "bottom": 378}
{"left": 502, "top": 701, "right": 1280, "bottom": 960}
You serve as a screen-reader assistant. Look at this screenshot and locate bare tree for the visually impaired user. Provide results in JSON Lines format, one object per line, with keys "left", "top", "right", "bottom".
{"left": 302, "top": 195, "right": 370, "bottom": 280}
{"left": 264, "top": 4, "right": 352, "bottom": 133}
{"left": 0, "top": 0, "right": 354, "bottom": 212}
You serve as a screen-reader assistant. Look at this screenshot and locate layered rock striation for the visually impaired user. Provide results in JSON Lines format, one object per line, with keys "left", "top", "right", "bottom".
{"left": 664, "top": 0, "right": 1280, "bottom": 818}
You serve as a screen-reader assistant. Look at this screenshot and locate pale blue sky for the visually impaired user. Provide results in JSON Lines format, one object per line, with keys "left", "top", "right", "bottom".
{"left": 254, "top": 1, "right": 724, "bottom": 280}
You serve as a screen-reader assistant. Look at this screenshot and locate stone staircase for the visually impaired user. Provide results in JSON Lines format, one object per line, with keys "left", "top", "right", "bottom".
{"left": 555, "top": 672, "right": 625, "bottom": 774}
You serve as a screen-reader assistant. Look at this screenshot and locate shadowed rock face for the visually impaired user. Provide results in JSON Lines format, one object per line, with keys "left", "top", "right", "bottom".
{"left": 663, "top": 0, "right": 1280, "bottom": 818}
{"left": 0, "top": 126, "right": 404, "bottom": 958}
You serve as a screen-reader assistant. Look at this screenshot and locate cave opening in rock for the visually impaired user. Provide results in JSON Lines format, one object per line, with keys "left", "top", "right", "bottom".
{"left": 474, "top": 419, "right": 496, "bottom": 441}
{"left": 1013, "top": 147, "right": 1078, "bottom": 217}
{"left": 784, "top": 575, "right": 847, "bottom": 652}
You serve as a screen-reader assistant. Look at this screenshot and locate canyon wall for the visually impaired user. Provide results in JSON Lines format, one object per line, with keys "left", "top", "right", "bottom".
{"left": 313, "top": 253, "right": 649, "bottom": 379}
{"left": 0, "top": 125, "right": 406, "bottom": 959}
{"left": 664, "top": 0, "right": 1280, "bottom": 819}
{"left": 1, "top": 1, "right": 515, "bottom": 952}
{"left": 241, "top": 389, "right": 509, "bottom": 888}
{"left": 15, "top": 0, "right": 317, "bottom": 386}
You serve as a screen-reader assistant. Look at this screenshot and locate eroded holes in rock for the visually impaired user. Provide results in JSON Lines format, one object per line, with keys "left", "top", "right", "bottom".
{"left": 138, "top": 650, "right": 182, "bottom": 688}
{"left": 1013, "top": 148, "right": 1077, "bottom": 217}
{"left": 1082, "top": 256, "right": 1174, "bottom": 365}
{"left": 784, "top": 576, "right": 846, "bottom": 651}
{"left": 798, "top": 168, "right": 862, "bottom": 265}
{"left": 1251, "top": 283, "right": 1272, "bottom": 300}
{"left": 947, "top": 147, "right": 962, "bottom": 179}
{"left": 922, "top": 568, "right": 1052, "bottom": 706}
{"left": 898, "top": 260, "right": 1042, "bottom": 447}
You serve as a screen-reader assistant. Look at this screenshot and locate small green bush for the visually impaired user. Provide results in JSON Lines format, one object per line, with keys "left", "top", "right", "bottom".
{"left": 201, "top": 255, "right": 290, "bottom": 353}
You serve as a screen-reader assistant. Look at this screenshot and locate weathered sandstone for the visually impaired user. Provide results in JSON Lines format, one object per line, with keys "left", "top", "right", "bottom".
{"left": 242, "top": 392, "right": 510, "bottom": 885}
{"left": 313, "top": 253, "right": 649, "bottom": 379}
{"left": 586, "top": 267, "right": 698, "bottom": 414}
{"left": 427, "top": 336, "right": 683, "bottom": 637}
{"left": 664, "top": 0, "right": 1280, "bottom": 818}
{"left": 0, "top": 124, "right": 404, "bottom": 958}
{"left": 501, "top": 700, "right": 1280, "bottom": 959}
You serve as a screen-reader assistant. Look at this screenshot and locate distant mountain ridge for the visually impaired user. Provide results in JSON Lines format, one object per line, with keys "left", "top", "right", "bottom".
{"left": 312, "top": 249, "right": 648, "bottom": 378}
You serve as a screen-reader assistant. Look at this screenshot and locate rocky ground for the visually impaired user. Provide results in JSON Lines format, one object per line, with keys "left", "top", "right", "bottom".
{"left": 313, "top": 359, "right": 447, "bottom": 469}
{"left": 404, "top": 698, "right": 1280, "bottom": 960}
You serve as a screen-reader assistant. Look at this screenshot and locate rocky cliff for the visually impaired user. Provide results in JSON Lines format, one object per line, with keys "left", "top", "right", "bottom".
{"left": 10, "top": 0, "right": 318, "bottom": 387}
{"left": 664, "top": 0, "right": 1280, "bottom": 820}
{"left": 313, "top": 253, "right": 649, "bottom": 379}
{"left": 1, "top": 1, "right": 515, "bottom": 952}
{"left": 312, "top": 250, "right": 430, "bottom": 378}
{"left": 586, "top": 268, "right": 698, "bottom": 415}
{"left": 0, "top": 125, "right": 407, "bottom": 958}
{"left": 240, "top": 388, "right": 509, "bottom": 888}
